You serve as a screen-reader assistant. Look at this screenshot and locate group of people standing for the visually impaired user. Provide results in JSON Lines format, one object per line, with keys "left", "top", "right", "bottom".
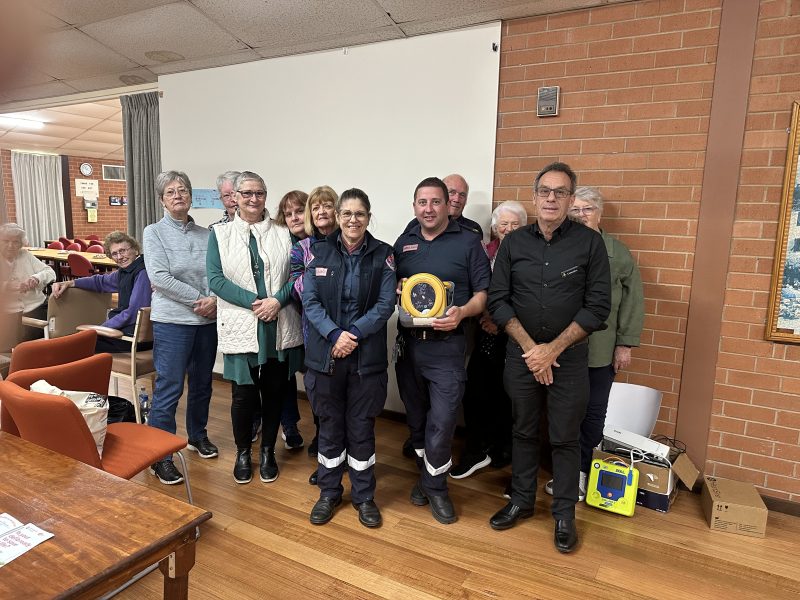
{"left": 2, "top": 160, "right": 642, "bottom": 554}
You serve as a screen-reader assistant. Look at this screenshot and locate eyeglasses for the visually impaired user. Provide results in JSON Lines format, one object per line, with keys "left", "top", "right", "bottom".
{"left": 569, "top": 206, "right": 598, "bottom": 216}
{"left": 448, "top": 189, "right": 467, "bottom": 201}
{"left": 339, "top": 210, "right": 369, "bottom": 221}
{"left": 164, "top": 188, "right": 189, "bottom": 198}
{"left": 415, "top": 198, "right": 445, "bottom": 208}
{"left": 238, "top": 190, "right": 267, "bottom": 200}
{"left": 110, "top": 247, "right": 133, "bottom": 258}
{"left": 535, "top": 187, "right": 573, "bottom": 200}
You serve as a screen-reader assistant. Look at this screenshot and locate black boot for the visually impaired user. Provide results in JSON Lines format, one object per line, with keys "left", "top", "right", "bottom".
{"left": 260, "top": 446, "right": 279, "bottom": 483}
{"left": 233, "top": 448, "right": 252, "bottom": 484}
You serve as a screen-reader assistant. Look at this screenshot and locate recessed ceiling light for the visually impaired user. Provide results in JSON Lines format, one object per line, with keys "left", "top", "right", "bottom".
{"left": 144, "top": 50, "right": 185, "bottom": 63}
{"left": 0, "top": 115, "right": 45, "bottom": 130}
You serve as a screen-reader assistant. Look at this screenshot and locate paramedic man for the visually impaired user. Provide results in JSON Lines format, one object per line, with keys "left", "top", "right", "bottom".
{"left": 393, "top": 176, "right": 491, "bottom": 524}
{"left": 487, "top": 162, "right": 610, "bottom": 553}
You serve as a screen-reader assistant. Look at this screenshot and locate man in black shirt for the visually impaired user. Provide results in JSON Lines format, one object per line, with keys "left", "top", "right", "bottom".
{"left": 487, "top": 162, "right": 610, "bottom": 553}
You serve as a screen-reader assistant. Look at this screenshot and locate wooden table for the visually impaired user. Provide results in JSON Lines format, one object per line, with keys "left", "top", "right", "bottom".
{"left": 0, "top": 433, "right": 211, "bottom": 599}
{"left": 27, "top": 247, "right": 117, "bottom": 269}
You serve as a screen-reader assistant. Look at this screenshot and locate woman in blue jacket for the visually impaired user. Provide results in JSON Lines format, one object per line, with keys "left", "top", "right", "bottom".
{"left": 302, "top": 188, "right": 396, "bottom": 528}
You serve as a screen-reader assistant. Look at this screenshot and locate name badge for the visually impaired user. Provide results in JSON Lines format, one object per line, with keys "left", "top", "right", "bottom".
{"left": 561, "top": 266, "right": 579, "bottom": 278}
{"left": 316, "top": 267, "right": 328, "bottom": 276}
{"left": 402, "top": 244, "right": 418, "bottom": 252}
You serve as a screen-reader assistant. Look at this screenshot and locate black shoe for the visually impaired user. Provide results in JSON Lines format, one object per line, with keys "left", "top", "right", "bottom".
{"left": 251, "top": 420, "right": 261, "bottom": 443}
{"left": 186, "top": 436, "right": 218, "bottom": 459}
{"left": 354, "top": 500, "right": 382, "bottom": 528}
{"left": 150, "top": 459, "right": 184, "bottom": 485}
{"left": 410, "top": 483, "right": 429, "bottom": 506}
{"left": 281, "top": 425, "right": 304, "bottom": 450}
{"left": 428, "top": 494, "right": 457, "bottom": 524}
{"left": 489, "top": 502, "right": 534, "bottom": 531}
{"left": 310, "top": 497, "right": 341, "bottom": 525}
{"left": 308, "top": 469, "right": 318, "bottom": 485}
{"left": 554, "top": 519, "right": 578, "bottom": 553}
{"left": 449, "top": 453, "right": 491, "bottom": 479}
{"left": 259, "top": 447, "right": 279, "bottom": 483}
{"left": 233, "top": 448, "right": 252, "bottom": 484}
{"left": 307, "top": 435, "right": 318, "bottom": 457}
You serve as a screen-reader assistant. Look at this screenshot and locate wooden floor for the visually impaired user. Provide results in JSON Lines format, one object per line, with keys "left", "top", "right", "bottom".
{"left": 118, "top": 380, "right": 800, "bottom": 600}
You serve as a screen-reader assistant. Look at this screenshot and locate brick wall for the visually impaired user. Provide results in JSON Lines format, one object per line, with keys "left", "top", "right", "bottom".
{"left": 66, "top": 156, "right": 127, "bottom": 241}
{"left": 709, "top": 0, "right": 800, "bottom": 500}
{"left": 496, "top": 0, "right": 721, "bottom": 437}
{"left": 0, "top": 150, "right": 127, "bottom": 240}
{"left": 1, "top": 149, "right": 17, "bottom": 223}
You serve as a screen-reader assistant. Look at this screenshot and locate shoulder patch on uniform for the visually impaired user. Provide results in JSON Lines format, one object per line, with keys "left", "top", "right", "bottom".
{"left": 402, "top": 244, "right": 418, "bottom": 252}
{"left": 386, "top": 253, "right": 396, "bottom": 272}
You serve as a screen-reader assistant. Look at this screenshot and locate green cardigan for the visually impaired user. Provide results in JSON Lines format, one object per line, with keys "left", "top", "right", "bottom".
{"left": 588, "top": 230, "right": 644, "bottom": 368}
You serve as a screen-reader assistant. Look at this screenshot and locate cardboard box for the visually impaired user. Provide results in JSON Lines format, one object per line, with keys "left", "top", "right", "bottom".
{"left": 593, "top": 447, "right": 699, "bottom": 513}
{"left": 701, "top": 476, "right": 768, "bottom": 538}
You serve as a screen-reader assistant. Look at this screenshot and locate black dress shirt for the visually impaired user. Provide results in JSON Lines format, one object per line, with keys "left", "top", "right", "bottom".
{"left": 488, "top": 218, "right": 611, "bottom": 343}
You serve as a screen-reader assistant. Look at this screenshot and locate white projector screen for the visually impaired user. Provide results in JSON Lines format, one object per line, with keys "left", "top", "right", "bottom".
{"left": 159, "top": 22, "right": 501, "bottom": 412}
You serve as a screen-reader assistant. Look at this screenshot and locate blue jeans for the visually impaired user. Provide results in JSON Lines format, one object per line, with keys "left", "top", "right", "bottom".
{"left": 149, "top": 322, "right": 217, "bottom": 456}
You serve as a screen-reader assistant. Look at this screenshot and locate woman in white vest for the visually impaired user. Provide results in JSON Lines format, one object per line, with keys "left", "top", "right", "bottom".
{"left": 207, "top": 171, "right": 303, "bottom": 484}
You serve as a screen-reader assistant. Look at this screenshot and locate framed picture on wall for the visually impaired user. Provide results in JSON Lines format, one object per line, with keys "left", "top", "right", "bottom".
{"left": 766, "top": 101, "right": 800, "bottom": 343}
{"left": 109, "top": 195, "right": 124, "bottom": 206}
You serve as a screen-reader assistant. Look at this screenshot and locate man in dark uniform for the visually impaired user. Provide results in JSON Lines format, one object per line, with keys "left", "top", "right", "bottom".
{"left": 487, "top": 162, "right": 610, "bottom": 553}
{"left": 394, "top": 176, "right": 491, "bottom": 524}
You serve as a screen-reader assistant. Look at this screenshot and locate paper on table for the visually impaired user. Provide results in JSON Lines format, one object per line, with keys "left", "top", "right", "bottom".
{"left": 0, "top": 513, "right": 54, "bottom": 567}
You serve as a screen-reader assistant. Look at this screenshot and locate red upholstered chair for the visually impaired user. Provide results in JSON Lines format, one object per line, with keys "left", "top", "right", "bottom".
{"left": 64, "top": 242, "right": 81, "bottom": 251}
{"left": 47, "top": 241, "right": 64, "bottom": 250}
{"left": 58, "top": 236, "right": 72, "bottom": 247}
{"left": 2, "top": 330, "right": 98, "bottom": 436}
{"left": 86, "top": 244, "right": 104, "bottom": 254}
{"left": 0, "top": 354, "right": 194, "bottom": 505}
{"left": 67, "top": 252, "right": 94, "bottom": 278}
{"left": 73, "top": 238, "right": 89, "bottom": 251}
{"left": 86, "top": 234, "right": 100, "bottom": 241}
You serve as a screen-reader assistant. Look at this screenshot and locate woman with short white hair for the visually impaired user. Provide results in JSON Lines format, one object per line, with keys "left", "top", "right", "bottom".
{"left": 0, "top": 223, "right": 55, "bottom": 323}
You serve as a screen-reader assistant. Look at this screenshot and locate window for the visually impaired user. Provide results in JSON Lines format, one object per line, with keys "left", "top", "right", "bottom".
{"left": 102, "top": 164, "right": 126, "bottom": 181}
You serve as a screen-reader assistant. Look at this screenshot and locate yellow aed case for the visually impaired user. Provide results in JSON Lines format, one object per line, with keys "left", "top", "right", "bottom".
{"left": 586, "top": 459, "right": 639, "bottom": 517}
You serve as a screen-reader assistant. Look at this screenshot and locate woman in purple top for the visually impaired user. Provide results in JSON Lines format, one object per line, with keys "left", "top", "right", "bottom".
{"left": 52, "top": 231, "right": 152, "bottom": 353}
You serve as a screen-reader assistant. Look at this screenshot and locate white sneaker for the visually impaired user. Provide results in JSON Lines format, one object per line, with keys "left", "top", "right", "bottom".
{"left": 544, "top": 473, "right": 587, "bottom": 502}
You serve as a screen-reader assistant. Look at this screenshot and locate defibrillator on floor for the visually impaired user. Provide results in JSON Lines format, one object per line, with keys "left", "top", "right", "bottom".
{"left": 586, "top": 457, "right": 639, "bottom": 517}
{"left": 398, "top": 273, "right": 454, "bottom": 328}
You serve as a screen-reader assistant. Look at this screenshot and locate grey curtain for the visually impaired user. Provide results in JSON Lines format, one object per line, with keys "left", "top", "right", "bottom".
{"left": 10, "top": 151, "right": 66, "bottom": 246}
{"left": 121, "top": 91, "right": 162, "bottom": 242}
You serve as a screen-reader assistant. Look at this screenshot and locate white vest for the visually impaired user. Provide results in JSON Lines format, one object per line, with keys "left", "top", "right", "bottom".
{"left": 214, "top": 214, "right": 302, "bottom": 355}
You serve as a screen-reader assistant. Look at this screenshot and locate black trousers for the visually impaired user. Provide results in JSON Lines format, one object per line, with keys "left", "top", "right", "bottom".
{"left": 231, "top": 359, "right": 289, "bottom": 450}
{"left": 462, "top": 330, "right": 512, "bottom": 459}
{"left": 579, "top": 364, "right": 616, "bottom": 473}
{"left": 306, "top": 354, "right": 387, "bottom": 504}
{"left": 395, "top": 334, "right": 465, "bottom": 495}
{"left": 504, "top": 340, "right": 589, "bottom": 520}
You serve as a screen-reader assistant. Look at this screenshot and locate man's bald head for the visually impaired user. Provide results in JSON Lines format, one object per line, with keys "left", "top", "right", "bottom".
{"left": 443, "top": 174, "right": 469, "bottom": 218}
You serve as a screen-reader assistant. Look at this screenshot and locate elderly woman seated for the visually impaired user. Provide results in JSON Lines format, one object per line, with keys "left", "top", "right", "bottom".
{"left": 0, "top": 223, "right": 56, "bottom": 338}
{"left": 51, "top": 231, "right": 151, "bottom": 353}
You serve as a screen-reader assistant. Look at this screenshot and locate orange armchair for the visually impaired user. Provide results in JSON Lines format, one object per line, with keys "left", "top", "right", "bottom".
{"left": 8, "top": 329, "right": 97, "bottom": 375}
{"left": 0, "top": 354, "right": 193, "bottom": 504}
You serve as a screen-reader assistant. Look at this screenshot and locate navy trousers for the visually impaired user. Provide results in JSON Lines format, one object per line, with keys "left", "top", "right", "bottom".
{"left": 395, "top": 333, "right": 466, "bottom": 495}
{"left": 579, "top": 363, "right": 616, "bottom": 473}
{"left": 307, "top": 353, "right": 387, "bottom": 504}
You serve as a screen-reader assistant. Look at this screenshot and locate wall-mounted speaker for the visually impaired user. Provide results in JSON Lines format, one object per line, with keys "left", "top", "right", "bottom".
{"left": 537, "top": 86, "right": 560, "bottom": 117}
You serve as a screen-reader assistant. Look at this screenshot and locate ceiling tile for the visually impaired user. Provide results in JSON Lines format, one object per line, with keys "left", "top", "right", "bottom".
{"left": 0, "top": 131, "right": 72, "bottom": 147}
{"left": 378, "top": 0, "right": 528, "bottom": 23}
{"left": 49, "top": 103, "right": 120, "bottom": 119}
{"left": 102, "top": 147, "right": 125, "bottom": 160}
{"left": 37, "top": 123, "right": 87, "bottom": 139}
{"left": 30, "top": 109, "right": 103, "bottom": 130}
{"left": 192, "top": 0, "right": 395, "bottom": 48}
{"left": 2, "top": 81, "right": 81, "bottom": 103}
{"left": 58, "top": 139, "right": 123, "bottom": 154}
{"left": 65, "top": 68, "right": 158, "bottom": 93}
{"left": 81, "top": 3, "right": 246, "bottom": 66}
{"left": 148, "top": 49, "right": 260, "bottom": 76}
{"left": 34, "top": 0, "right": 177, "bottom": 27}
{"left": 254, "top": 28, "right": 405, "bottom": 60}
{"left": 77, "top": 129, "right": 122, "bottom": 145}
{"left": 39, "top": 29, "right": 140, "bottom": 79}
{"left": 30, "top": 6, "right": 71, "bottom": 31}
{"left": 91, "top": 119, "right": 124, "bottom": 134}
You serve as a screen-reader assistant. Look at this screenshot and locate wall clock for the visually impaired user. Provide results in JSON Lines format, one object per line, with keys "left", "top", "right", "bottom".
{"left": 79, "top": 162, "right": 93, "bottom": 176}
